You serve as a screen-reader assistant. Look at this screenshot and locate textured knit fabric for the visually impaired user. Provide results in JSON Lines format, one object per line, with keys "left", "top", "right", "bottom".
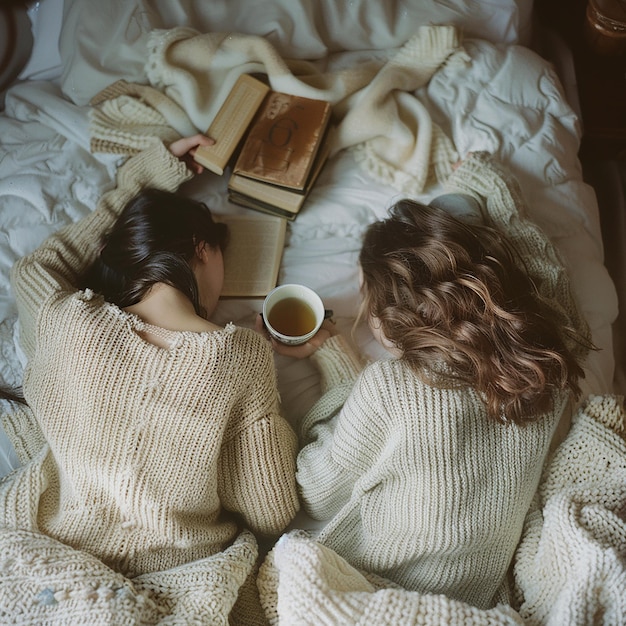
{"left": 0, "top": 142, "right": 299, "bottom": 621}
{"left": 257, "top": 395, "right": 625, "bottom": 624}
{"left": 296, "top": 152, "right": 591, "bottom": 610}
{"left": 257, "top": 530, "right": 525, "bottom": 625}
{"left": 89, "top": 24, "right": 468, "bottom": 195}
{"left": 0, "top": 523, "right": 259, "bottom": 625}
{"left": 513, "top": 394, "right": 626, "bottom": 625}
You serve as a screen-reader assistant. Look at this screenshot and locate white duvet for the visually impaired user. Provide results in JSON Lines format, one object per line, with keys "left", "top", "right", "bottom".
{"left": 0, "top": 0, "right": 619, "bottom": 478}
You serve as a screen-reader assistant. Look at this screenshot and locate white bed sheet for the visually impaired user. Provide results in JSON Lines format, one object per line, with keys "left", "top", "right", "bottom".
{"left": 55, "top": 0, "right": 535, "bottom": 106}
{"left": 0, "top": 0, "right": 619, "bottom": 478}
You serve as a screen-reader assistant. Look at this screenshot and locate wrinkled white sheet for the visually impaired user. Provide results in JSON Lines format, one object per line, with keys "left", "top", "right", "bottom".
{"left": 56, "top": 0, "right": 534, "bottom": 106}
{"left": 0, "top": 0, "right": 619, "bottom": 478}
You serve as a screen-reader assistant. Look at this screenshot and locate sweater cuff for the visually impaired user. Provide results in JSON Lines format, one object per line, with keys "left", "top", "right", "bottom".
{"left": 116, "top": 141, "right": 194, "bottom": 193}
{"left": 310, "top": 334, "right": 364, "bottom": 394}
{"left": 443, "top": 152, "right": 493, "bottom": 195}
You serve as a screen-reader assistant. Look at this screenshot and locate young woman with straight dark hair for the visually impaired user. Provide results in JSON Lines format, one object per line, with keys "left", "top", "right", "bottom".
{"left": 0, "top": 136, "right": 299, "bottom": 611}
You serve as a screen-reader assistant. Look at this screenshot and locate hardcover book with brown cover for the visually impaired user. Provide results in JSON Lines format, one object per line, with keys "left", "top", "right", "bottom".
{"left": 193, "top": 73, "right": 333, "bottom": 220}
{"left": 227, "top": 130, "right": 332, "bottom": 220}
{"left": 232, "top": 91, "right": 332, "bottom": 191}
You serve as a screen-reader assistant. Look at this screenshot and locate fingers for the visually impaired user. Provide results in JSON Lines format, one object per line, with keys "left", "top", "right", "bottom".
{"left": 185, "top": 155, "right": 206, "bottom": 175}
{"left": 254, "top": 312, "right": 336, "bottom": 359}
{"left": 319, "top": 319, "right": 338, "bottom": 336}
{"left": 168, "top": 134, "right": 215, "bottom": 158}
{"left": 168, "top": 135, "right": 216, "bottom": 174}
{"left": 452, "top": 151, "right": 480, "bottom": 172}
{"left": 269, "top": 327, "right": 334, "bottom": 359}
{"left": 254, "top": 313, "right": 268, "bottom": 336}
{"left": 270, "top": 339, "right": 320, "bottom": 359}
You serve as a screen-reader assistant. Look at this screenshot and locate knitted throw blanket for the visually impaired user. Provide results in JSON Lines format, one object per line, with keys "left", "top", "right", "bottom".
{"left": 89, "top": 24, "right": 468, "bottom": 194}
{"left": 2, "top": 395, "right": 624, "bottom": 625}
{"left": 0, "top": 500, "right": 259, "bottom": 624}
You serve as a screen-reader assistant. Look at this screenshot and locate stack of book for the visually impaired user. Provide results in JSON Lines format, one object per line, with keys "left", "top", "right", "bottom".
{"left": 194, "top": 74, "right": 333, "bottom": 221}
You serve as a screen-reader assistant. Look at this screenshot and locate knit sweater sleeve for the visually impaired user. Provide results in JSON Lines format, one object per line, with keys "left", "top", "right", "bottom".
{"left": 218, "top": 334, "right": 300, "bottom": 537}
{"left": 10, "top": 143, "right": 192, "bottom": 360}
{"left": 310, "top": 334, "right": 365, "bottom": 394}
{"left": 297, "top": 364, "right": 386, "bottom": 521}
{"left": 293, "top": 335, "right": 367, "bottom": 520}
{"left": 443, "top": 152, "right": 591, "bottom": 361}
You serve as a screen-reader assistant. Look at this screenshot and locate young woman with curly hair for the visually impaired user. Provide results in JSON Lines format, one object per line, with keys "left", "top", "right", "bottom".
{"left": 273, "top": 152, "right": 592, "bottom": 610}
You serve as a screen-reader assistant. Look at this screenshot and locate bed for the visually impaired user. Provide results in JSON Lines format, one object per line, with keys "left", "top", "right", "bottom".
{"left": 0, "top": 0, "right": 624, "bottom": 624}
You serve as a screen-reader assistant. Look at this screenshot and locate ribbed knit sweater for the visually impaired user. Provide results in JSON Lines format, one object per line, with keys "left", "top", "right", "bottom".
{"left": 297, "top": 153, "right": 591, "bottom": 610}
{"left": 5, "top": 142, "right": 299, "bottom": 577}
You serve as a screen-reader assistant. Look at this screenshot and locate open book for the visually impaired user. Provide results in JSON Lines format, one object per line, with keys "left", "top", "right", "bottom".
{"left": 216, "top": 212, "right": 287, "bottom": 298}
{"left": 194, "top": 75, "right": 271, "bottom": 176}
{"left": 194, "top": 74, "right": 332, "bottom": 220}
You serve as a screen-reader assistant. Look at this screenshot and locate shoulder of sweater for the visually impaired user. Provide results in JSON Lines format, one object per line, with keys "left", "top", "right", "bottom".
{"left": 229, "top": 325, "right": 271, "bottom": 349}
{"left": 361, "top": 357, "right": 412, "bottom": 376}
{"left": 42, "top": 295, "right": 273, "bottom": 360}
{"left": 359, "top": 358, "right": 480, "bottom": 401}
{"left": 224, "top": 325, "right": 277, "bottom": 367}
{"left": 357, "top": 358, "right": 422, "bottom": 394}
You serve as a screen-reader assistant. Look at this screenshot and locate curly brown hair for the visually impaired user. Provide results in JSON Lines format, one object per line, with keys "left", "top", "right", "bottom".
{"left": 358, "top": 199, "right": 588, "bottom": 425}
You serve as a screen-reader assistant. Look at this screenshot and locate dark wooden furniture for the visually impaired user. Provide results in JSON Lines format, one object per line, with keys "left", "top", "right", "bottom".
{"left": 536, "top": 0, "right": 626, "bottom": 395}
{"left": 537, "top": 0, "right": 626, "bottom": 160}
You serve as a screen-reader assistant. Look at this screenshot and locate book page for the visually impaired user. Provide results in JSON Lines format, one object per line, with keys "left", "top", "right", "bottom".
{"left": 228, "top": 173, "right": 306, "bottom": 214}
{"left": 216, "top": 213, "right": 287, "bottom": 298}
{"left": 227, "top": 191, "right": 296, "bottom": 221}
{"left": 193, "top": 75, "right": 270, "bottom": 175}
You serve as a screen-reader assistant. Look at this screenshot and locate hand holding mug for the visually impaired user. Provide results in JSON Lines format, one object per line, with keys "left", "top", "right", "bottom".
{"left": 256, "top": 284, "right": 337, "bottom": 358}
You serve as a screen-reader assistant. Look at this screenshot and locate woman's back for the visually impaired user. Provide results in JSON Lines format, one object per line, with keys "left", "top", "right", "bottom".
{"left": 297, "top": 153, "right": 591, "bottom": 610}
{"left": 23, "top": 288, "right": 292, "bottom": 574}
{"left": 3, "top": 140, "right": 299, "bottom": 578}
{"left": 310, "top": 357, "right": 567, "bottom": 608}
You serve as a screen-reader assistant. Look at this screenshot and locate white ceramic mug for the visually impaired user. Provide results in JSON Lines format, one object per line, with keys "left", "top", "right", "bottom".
{"left": 262, "top": 284, "right": 325, "bottom": 346}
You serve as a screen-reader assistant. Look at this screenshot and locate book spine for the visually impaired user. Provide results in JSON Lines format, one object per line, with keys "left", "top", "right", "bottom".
{"left": 228, "top": 191, "right": 298, "bottom": 221}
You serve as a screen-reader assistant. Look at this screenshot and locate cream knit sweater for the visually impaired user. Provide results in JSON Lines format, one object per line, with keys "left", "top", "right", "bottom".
{"left": 297, "top": 153, "right": 591, "bottom": 610}
{"left": 258, "top": 394, "right": 626, "bottom": 625}
{"left": 3, "top": 142, "right": 299, "bottom": 577}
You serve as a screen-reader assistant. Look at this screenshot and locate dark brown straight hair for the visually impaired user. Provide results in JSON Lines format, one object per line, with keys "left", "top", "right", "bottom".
{"left": 2, "top": 189, "right": 228, "bottom": 406}
{"left": 81, "top": 188, "right": 228, "bottom": 316}
{"left": 0, "top": 387, "right": 26, "bottom": 405}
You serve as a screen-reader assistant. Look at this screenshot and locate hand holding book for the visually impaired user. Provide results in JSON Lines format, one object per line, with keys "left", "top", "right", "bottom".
{"left": 194, "top": 74, "right": 333, "bottom": 220}
{"left": 168, "top": 134, "right": 216, "bottom": 175}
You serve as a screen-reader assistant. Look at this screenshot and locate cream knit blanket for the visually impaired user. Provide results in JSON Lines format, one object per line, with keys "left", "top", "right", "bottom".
{"left": 89, "top": 24, "right": 468, "bottom": 195}
{"left": 2, "top": 394, "right": 624, "bottom": 624}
